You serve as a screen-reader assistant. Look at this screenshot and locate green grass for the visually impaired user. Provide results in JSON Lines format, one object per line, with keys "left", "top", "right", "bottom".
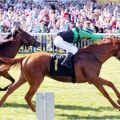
{"left": 0, "top": 54, "right": 120, "bottom": 120}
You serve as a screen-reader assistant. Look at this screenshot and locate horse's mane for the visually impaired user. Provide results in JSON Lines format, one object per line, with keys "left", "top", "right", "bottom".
{"left": 78, "top": 36, "right": 120, "bottom": 52}
{"left": 95, "top": 36, "right": 120, "bottom": 45}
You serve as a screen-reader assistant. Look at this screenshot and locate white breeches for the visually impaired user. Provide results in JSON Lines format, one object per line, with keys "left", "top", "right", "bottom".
{"left": 53, "top": 36, "right": 78, "bottom": 55}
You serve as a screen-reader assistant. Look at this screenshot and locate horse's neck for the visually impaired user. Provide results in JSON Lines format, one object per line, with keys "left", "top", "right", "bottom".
{"left": 0, "top": 42, "right": 21, "bottom": 58}
{"left": 94, "top": 44, "right": 116, "bottom": 63}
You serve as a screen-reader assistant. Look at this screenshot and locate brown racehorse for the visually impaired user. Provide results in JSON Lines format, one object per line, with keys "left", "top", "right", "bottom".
{"left": 0, "top": 26, "right": 40, "bottom": 91}
{"left": 0, "top": 37, "right": 120, "bottom": 112}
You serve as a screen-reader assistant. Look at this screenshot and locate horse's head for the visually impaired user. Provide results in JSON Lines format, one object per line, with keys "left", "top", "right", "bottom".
{"left": 11, "top": 25, "right": 40, "bottom": 47}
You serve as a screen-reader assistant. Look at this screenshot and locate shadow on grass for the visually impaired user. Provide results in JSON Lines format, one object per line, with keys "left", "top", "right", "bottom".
{"left": 55, "top": 104, "right": 113, "bottom": 112}
{"left": 2, "top": 101, "right": 35, "bottom": 109}
{"left": 18, "top": 52, "right": 32, "bottom": 54}
{"left": 56, "top": 104, "right": 120, "bottom": 119}
{"left": 2, "top": 103, "right": 29, "bottom": 109}
{"left": 57, "top": 114, "right": 120, "bottom": 120}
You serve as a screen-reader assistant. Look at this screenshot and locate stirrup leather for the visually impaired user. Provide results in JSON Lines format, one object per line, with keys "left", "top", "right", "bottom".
{"left": 61, "top": 52, "right": 73, "bottom": 69}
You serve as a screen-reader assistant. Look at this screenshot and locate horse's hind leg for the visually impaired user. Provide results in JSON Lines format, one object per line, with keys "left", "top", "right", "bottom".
{"left": 25, "top": 85, "right": 40, "bottom": 112}
{"left": 0, "top": 73, "right": 26, "bottom": 107}
{"left": 0, "top": 72, "right": 15, "bottom": 91}
{"left": 25, "top": 73, "right": 44, "bottom": 112}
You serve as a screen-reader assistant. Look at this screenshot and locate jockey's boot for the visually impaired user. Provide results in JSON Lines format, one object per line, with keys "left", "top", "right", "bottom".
{"left": 61, "top": 52, "right": 73, "bottom": 69}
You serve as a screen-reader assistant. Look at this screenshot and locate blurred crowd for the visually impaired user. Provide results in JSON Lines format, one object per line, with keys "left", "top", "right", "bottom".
{"left": 0, "top": 0, "right": 120, "bottom": 33}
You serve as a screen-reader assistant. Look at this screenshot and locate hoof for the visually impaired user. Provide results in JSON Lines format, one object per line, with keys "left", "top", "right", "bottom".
{"left": 0, "top": 87, "right": 6, "bottom": 91}
{"left": 117, "top": 100, "right": 120, "bottom": 105}
{"left": 0, "top": 86, "right": 9, "bottom": 91}
{"left": 0, "top": 85, "right": 12, "bottom": 91}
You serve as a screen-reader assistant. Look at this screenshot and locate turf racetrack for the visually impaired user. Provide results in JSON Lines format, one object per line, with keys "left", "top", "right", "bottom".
{"left": 0, "top": 54, "right": 120, "bottom": 120}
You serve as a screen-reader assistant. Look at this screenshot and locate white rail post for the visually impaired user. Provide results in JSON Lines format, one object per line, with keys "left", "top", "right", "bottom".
{"left": 36, "top": 92, "right": 54, "bottom": 120}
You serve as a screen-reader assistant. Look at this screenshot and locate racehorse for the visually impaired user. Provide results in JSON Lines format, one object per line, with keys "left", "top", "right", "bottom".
{"left": 0, "top": 37, "right": 120, "bottom": 112}
{"left": 0, "top": 26, "right": 40, "bottom": 91}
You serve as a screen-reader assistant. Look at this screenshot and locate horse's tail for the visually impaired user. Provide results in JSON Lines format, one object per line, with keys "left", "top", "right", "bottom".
{"left": 0, "top": 57, "right": 25, "bottom": 71}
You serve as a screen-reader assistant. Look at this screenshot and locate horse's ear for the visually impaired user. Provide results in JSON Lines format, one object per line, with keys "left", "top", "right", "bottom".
{"left": 18, "top": 27, "right": 23, "bottom": 32}
{"left": 11, "top": 26, "right": 19, "bottom": 37}
{"left": 12, "top": 22, "right": 22, "bottom": 33}
{"left": 13, "top": 21, "right": 21, "bottom": 28}
{"left": 11, "top": 26, "right": 19, "bottom": 36}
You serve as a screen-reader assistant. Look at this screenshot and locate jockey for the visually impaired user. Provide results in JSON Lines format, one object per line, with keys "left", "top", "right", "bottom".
{"left": 53, "top": 27, "right": 104, "bottom": 69}
{"left": 0, "top": 20, "right": 15, "bottom": 44}
{"left": 0, "top": 34, "right": 13, "bottom": 44}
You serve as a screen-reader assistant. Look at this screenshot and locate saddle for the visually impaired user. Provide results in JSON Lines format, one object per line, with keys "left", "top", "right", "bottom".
{"left": 50, "top": 54, "right": 76, "bottom": 83}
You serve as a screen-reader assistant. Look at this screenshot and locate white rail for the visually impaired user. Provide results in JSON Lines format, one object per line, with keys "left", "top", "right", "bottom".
{"left": 36, "top": 93, "right": 54, "bottom": 120}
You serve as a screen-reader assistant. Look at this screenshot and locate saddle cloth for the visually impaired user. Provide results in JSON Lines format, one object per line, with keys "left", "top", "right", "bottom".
{"left": 50, "top": 54, "right": 76, "bottom": 83}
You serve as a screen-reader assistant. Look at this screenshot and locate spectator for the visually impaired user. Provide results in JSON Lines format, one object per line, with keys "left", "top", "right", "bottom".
{"left": 0, "top": 0, "right": 120, "bottom": 34}
{"left": 2, "top": 19, "right": 11, "bottom": 32}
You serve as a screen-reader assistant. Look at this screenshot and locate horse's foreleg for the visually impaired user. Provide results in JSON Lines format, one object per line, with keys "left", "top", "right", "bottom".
{"left": 94, "top": 84, "right": 120, "bottom": 110}
{"left": 0, "top": 75, "right": 26, "bottom": 107}
{"left": 0, "top": 72, "right": 15, "bottom": 91}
